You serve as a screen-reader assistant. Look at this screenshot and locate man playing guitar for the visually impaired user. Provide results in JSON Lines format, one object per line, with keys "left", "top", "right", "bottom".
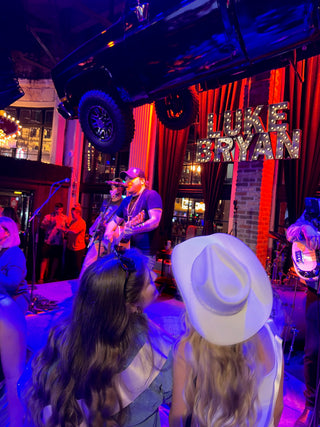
{"left": 286, "top": 197, "right": 320, "bottom": 427}
{"left": 79, "top": 179, "right": 125, "bottom": 279}
{"left": 104, "top": 167, "right": 162, "bottom": 269}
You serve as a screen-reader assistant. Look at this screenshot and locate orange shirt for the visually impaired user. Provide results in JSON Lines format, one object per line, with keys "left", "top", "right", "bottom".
{"left": 66, "top": 217, "right": 86, "bottom": 251}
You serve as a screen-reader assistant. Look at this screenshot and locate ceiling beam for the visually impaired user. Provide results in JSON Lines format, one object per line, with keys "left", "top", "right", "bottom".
{"left": 29, "top": 27, "right": 57, "bottom": 65}
{"left": 71, "top": 0, "right": 113, "bottom": 29}
{"left": 15, "top": 51, "right": 51, "bottom": 71}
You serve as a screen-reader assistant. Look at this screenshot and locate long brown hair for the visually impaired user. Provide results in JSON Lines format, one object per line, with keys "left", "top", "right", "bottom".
{"left": 25, "top": 249, "right": 150, "bottom": 426}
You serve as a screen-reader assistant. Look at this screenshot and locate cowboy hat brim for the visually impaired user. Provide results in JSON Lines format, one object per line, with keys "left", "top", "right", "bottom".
{"left": 171, "top": 233, "right": 273, "bottom": 346}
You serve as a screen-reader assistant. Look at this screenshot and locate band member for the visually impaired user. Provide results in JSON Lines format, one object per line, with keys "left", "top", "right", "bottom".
{"left": 79, "top": 179, "right": 125, "bottom": 278}
{"left": 104, "top": 167, "right": 162, "bottom": 269}
{"left": 286, "top": 197, "right": 320, "bottom": 427}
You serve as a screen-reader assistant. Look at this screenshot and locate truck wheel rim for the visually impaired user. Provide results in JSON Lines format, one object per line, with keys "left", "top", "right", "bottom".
{"left": 88, "top": 106, "right": 113, "bottom": 142}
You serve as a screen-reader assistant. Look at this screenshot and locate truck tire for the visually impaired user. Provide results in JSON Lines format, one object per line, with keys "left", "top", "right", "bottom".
{"left": 78, "top": 90, "right": 135, "bottom": 153}
{"left": 154, "top": 87, "right": 199, "bottom": 130}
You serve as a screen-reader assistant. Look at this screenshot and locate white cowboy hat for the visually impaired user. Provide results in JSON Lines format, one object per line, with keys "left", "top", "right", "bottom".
{"left": 171, "top": 233, "right": 273, "bottom": 345}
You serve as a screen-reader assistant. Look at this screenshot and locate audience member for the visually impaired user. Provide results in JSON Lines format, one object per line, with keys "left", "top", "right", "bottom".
{"left": 170, "top": 233, "right": 284, "bottom": 427}
{"left": 0, "top": 216, "right": 28, "bottom": 426}
{"left": 0, "top": 216, "right": 29, "bottom": 314}
{"left": 39, "top": 202, "right": 67, "bottom": 283}
{"left": 64, "top": 203, "right": 86, "bottom": 279}
{"left": 0, "top": 295, "right": 26, "bottom": 427}
{"left": 0, "top": 206, "right": 20, "bottom": 228}
{"left": 24, "top": 249, "right": 172, "bottom": 426}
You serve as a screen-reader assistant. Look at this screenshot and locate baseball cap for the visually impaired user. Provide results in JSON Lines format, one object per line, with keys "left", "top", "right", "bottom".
{"left": 120, "top": 167, "right": 146, "bottom": 180}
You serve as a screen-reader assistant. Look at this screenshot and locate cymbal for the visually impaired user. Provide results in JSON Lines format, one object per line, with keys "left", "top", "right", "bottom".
{"left": 269, "top": 231, "right": 289, "bottom": 244}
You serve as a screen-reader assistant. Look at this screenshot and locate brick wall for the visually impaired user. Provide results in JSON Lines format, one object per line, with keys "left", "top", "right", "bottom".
{"left": 235, "top": 161, "right": 263, "bottom": 251}
{"left": 234, "top": 71, "right": 276, "bottom": 266}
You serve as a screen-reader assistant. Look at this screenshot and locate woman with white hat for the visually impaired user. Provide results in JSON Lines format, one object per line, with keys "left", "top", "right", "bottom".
{"left": 170, "top": 233, "right": 284, "bottom": 427}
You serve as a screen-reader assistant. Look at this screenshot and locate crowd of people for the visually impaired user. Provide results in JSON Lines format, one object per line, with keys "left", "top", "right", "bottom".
{"left": 1, "top": 168, "right": 319, "bottom": 427}
{"left": 17, "top": 231, "right": 284, "bottom": 427}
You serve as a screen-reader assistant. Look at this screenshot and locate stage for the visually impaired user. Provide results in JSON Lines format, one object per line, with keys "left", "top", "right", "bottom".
{"left": 1, "top": 279, "right": 307, "bottom": 426}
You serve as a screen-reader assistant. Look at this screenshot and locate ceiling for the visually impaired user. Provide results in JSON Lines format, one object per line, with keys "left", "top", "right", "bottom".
{"left": 3, "top": 0, "right": 126, "bottom": 79}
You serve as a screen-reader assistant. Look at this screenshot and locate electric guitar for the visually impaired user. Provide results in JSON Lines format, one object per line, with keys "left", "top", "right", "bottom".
{"left": 292, "top": 241, "right": 320, "bottom": 290}
{"left": 109, "top": 211, "right": 145, "bottom": 251}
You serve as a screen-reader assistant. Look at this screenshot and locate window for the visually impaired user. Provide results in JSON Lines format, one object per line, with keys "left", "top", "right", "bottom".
{"left": 2, "top": 107, "right": 54, "bottom": 162}
{"left": 179, "top": 127, "right": 202, "bottom": 185}
{"left": 82, "top": 142, "right": 130, "bottom": 185}
{"left": 172, "top": 124, "right": 232, "bottom": 244}
{"left": 80, "top": 139, "right": 130, "bottom": 227}
{"left": 172, "top": 197, "right": 205, "bottom": 244}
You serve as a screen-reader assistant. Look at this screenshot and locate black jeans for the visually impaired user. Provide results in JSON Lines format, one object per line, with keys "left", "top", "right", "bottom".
{"left": 64, "top": 248, "right": 86, "bottom": 279}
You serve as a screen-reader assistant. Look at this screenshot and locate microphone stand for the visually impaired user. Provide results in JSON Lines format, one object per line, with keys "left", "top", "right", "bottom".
{"left": 87, "top": 198, "right": 112, "bottom": 250}
{"left": 28, "top": 182, "right": 65, "bottom": 313}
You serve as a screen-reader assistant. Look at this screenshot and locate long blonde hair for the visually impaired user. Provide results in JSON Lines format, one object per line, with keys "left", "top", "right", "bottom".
{"left": 180, "top": 314, "right": 262, "bottom": 427}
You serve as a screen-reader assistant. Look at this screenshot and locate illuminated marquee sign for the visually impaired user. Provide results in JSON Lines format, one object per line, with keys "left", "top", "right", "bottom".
{"left": 196, "top": 102, "right": 301, "bottom": 163}
{"left": 0, "top": 110, "right": 22, "bottom": 149}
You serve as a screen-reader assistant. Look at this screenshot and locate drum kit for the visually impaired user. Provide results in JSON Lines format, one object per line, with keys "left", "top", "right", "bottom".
{"left": 268, "top": 230, "right": 307, "bottom": 358}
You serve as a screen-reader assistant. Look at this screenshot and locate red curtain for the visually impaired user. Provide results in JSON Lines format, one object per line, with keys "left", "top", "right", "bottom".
{"left": 284, "top": 55, "right": 320, "bottom": 222}
{"left": 199, "top": 81, "right": 244, "bottom": 235}
{"left": 157, "top": 123, "right": 190, "bottom": 243}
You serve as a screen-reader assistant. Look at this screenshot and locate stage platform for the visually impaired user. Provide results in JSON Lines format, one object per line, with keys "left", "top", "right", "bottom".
{"left": 1, "top": 279, "right": 307, "bottom": 426}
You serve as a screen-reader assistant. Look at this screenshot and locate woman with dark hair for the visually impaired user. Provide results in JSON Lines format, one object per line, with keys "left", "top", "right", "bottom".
{"left": 0, "top": 206, "right": 20, "bottom": 227}
{"left": 24, "top": 248, "right": 172, "bottom": 426}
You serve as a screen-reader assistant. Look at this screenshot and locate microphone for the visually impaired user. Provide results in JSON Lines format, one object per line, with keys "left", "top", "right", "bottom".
{"left": 54, "top": 178, "right": 71, "bottom": 184}
{"left": 105, "top": 180, "right": 127, "bottom": 187}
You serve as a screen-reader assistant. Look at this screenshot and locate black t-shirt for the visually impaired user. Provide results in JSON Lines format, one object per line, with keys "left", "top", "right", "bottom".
{"left": 116, "top": 189, "right": 162, "bottom": 255}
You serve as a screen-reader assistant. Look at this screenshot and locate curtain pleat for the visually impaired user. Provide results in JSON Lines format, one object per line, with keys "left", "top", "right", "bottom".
{"left": 199, "top": 81, "right": 245, "bottom": 235}
{"left": 284, "top": 55, "right": 320, "bottom": 222}
{"left": 156, "top": 123, "right": 190, "bottom": 243}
